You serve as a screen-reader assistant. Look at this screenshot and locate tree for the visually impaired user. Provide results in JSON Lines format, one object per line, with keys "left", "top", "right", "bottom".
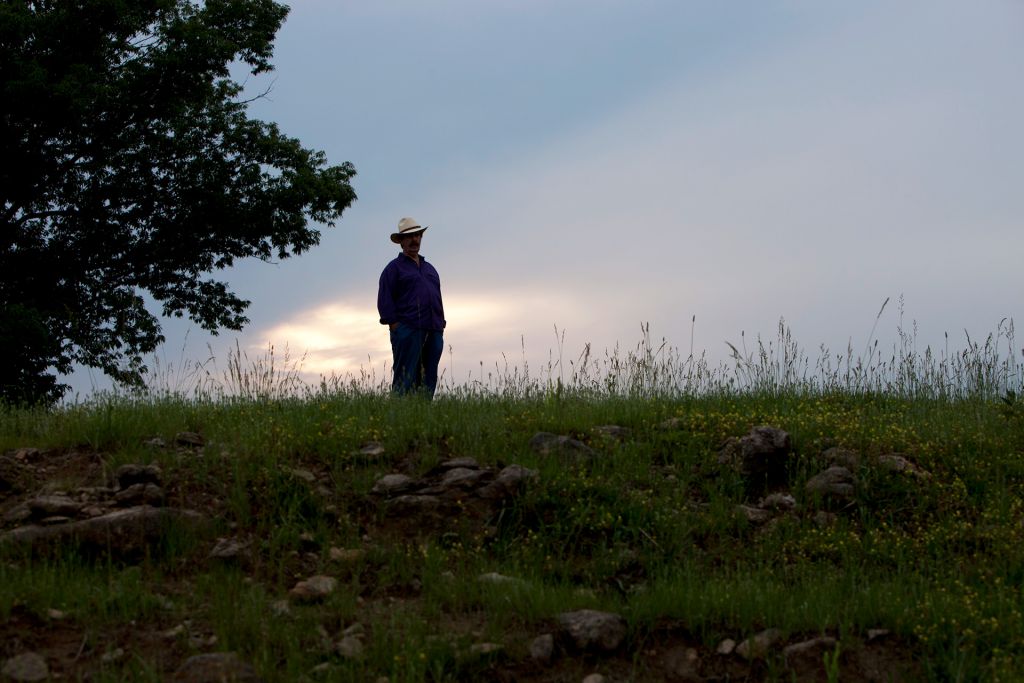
{"left": 0, "top": 0, "right": 357, "bottom": 404}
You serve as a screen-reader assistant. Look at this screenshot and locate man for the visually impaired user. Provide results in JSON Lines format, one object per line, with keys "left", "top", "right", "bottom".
{"left": 377, "top": 217, "right": 446, "bottom": 397}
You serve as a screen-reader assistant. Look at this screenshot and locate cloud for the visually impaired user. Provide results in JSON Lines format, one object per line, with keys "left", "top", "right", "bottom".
{"left": 252, "top": 288, "right": 584, "bottom": 383}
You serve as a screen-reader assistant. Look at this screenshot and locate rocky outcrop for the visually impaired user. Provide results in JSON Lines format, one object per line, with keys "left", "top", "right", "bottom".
{"left": 718, "top": 426, "right": 792, "bottom": 482}
{"left": 370, "top": 458, "right": 537, "bottom": 525}
{"left": 1, "top": 505, "right": 207, "bottom": 556}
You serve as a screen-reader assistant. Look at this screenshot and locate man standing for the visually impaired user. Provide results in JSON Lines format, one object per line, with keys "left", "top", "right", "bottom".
{"left": 377, "top": 217, "right": 446, "bottom": 397}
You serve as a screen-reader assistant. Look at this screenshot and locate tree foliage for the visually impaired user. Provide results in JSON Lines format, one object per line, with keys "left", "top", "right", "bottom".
{"left": 0, "top": 0, "right": 356, "bottom": 404}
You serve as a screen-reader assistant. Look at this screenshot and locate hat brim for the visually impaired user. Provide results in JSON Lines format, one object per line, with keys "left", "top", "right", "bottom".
{"left": 390, "top": 226, "right": 428, "bottom": 243}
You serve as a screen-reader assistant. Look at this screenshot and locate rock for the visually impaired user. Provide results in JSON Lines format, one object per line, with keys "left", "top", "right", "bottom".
{"left": 530, "top": 432, "right": 596, "bottom": 458}
{"left": 878, "top": 454, "right": 931, "bottom": 479}
{"left": 823, "top": 447, "right": 861, "bottom": 471}
{"left": 439, "top": 467, "right": 488, "bottom": 488}
{"left": 114, "top": 483, "right": 164, "bottom": 506}
{"left": 40, "top": 516, "right": 73, "bottom": 525}
{"left": 3, "top": 503, "right": 31, "bottom": 524}
{"left": 174, "top": 431, "right": 205, "bottom": 448}
{"left": 116, "top": 463, "right": 163, "bottom": 488}
{"left": 0, "top": 455, "right": 27, "bottom": 493}
{"left": 46, "top": 608, "right": 66, "bottom": 620}
{"left": 530, "top": 633, "right": 555, "bottom": 664}
{"left": 814, "top": 511, "right": 838, "bottom": 527}
{"left": 718, "top": 426, "right": 792, "bottom": 480}
{"left": 716, "top": 638, "right": 736, "bottom": 655}
{"left": 438, "top": 457, "right": 479, "bottom": 470}
{"left": 100, "top": 647, "right": 126, "bottom": 664}
{"left": 582, "top": 674, "right": 606, "bottom": 683}
{"left": 783, "top": 636, "right": 837, "bottom": 667}
{"left": 0, "top": 506, "right": 207, "bottom": 556}
{"left": 358, "top": 442, "right": 387, "bottom": 459}
{"left": 737, "top": 504, "right": 773, "bottom": 524}
{"left": 593, "top": 425, "right": 631, "bottom": 440}
{"left": 286, "top": 467, "right": 316, "bottom": 484}
{"left": 386, "top": 495, "right": 442, "bottom": 516}
{"left": 11, "top": 448, "right": 43, "bottom": 463}
{"left": 467, "top": 642, "right": 503, "bottom": 657}
{"left": 342, "top": 623, "right": 365, "bottom": 638}
{"left": 557, "top": 609, "right": 626, "bottom": 653}
{"left": 269, "top": 600, "right": 291, "bottom": 617}
{"left": 143, "top": 437, "right": 167, "bottom": 449}
{"left": 27, "top": 495, "right": 82, "bottom": 518}
{"left": 477, "top": 572, "right": 527, "bottom": 588}
{"left": 1, "top": 652, "right": 49, "bottom": 682}
{"left": 328, "top": 547, "right": 366, "bottom": 564}
{"left": 663, "top": 646, "right": 701, "bottom": 682}
{"left": 806, "top": 466, "right": 856, "bottom": 504}
{"left": 760, "top": 492, "right": 797, "bottom": 511}
{"left": 867, "top": 628, "right": 890, "bottom": 641}
{"left": 336, "top": 635, "right": 364, "bottom": 659}
{"left": 371, "top": 474, "right": 415, "bottom": 495}
{"left": 173, "top": 652, "right": 261, "bottom": 682}
{"left": 658, "top": 417, "right": 685, "bottom": 430}
{"left": 735, "top": 628, "right": 783, "bottom": 660}
{"left": 477, "top": 464, "right": 538, "bottom": 501}
{"left": 209, "top": 537, "right": 251, "bottom": 561}
{"left": 289, "top": 575, "right": 337, "bottom": 603}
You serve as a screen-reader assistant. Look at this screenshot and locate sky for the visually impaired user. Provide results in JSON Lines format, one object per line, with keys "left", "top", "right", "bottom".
{"left": 66, "top": 0, "right": 1024, "bottom": 396}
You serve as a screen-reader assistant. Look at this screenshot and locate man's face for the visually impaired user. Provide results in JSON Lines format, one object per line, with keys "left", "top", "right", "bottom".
{"left": 400, "top": 232, "right": 422, "bottom": 258}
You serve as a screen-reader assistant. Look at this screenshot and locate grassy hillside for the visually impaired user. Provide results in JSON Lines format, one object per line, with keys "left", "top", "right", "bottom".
{"left": 2, "top": 326, "right": 1022, "bottom": 681}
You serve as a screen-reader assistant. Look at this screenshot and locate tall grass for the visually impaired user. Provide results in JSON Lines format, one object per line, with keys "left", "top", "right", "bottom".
{"left": 114, "top": 313, "right": 1021, "bottom": 405}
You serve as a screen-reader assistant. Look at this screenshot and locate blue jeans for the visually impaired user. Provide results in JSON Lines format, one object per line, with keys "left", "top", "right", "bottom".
{"left": 390, "top": 325, "right": 444, "bottom": 398}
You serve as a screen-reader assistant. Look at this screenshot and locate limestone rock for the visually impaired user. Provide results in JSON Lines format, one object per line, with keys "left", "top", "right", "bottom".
{"left": 477, "top": 572, "right": 527, "bottom": 588}
{"left": 593, "top": 425, "right": 631, "bottom": 440}
{"left": 760, "top": 492, "right": 797, "bottom": 511}
{"left": 438, "top": 457, "right": 479, "bottom": 470}
{"left": 116, "top": 463, "right": 162, "bottom": 488}
{"left": 0, "top": 455, "right": 27, "bottom": 493}
{"left": 173, "top": 652, "right": 261, "bottom": 682}
{"left": 289, "top": 575, "right": 337, "bottom": 603}
{"left": 806, "top": 466, "right": 856, "bottom": 503}
{"left": 336, "top": 635, "right": 364, "bottom": 659}
{"left": 718, "top": 426, "right": 792, "bottom": 479}
{"left": 357, "top": 442, "right": 387, "bottom": 459}
{"left": 386, "top": 494, "right": 442, "bottom": 516}
{"left": 530, "top": 633, "right": 555, "bottom": 664}
{"left": 27, "top": 495, "right": 82, "bottom": 518}
{"left": 716, "top": 638, "right": 736, "bottom": 655}
{"left": 878, "top": 454, "right": 931, "bottom": 479}
{"left": 663, "top": 645, "right": 701, "bottom": 682}
{"left": 328, "top": 547, "right": 366, "bottom": 564}
{"left": 530, "top": 432, "right": 596, "bottom": 458}
{"left": 439, "top": 467, "right": 488, "bottom": 488}
{"left": 737, "top": 504, "right": 773, "bottom": 524}
{"left": 783, "top": 636, "right": 837, "bottom": 667}
{"left": 467, "top": 643, "right": 503, "bottom": 658}
{"left": 1, "top": 652, "right": 49, "bottom": 682}
{"left": 174, "top": 431, "right": 205, "bottom": 448}
{"left": 1, "top": 506, "right": 207, "bottom": 556}
{"left": 208, "top": 537, "right": 251, "bottom": 561}
{"left": 114, "top": 483, "right": 164, "bottom": 506}
{"left": 735, "top": 628, "right": 783, "bottom": 660}
{"left": 477, "top": 464, "right": 537, "bottom": 501}
{"left": 582, "top": 674, "right": 606, "bottom": 683}
{"left": 823, "top": 447, "right": 861, "bottom": 471}
{"left": 557, "top": 609, "right": 626, "bottom": 653}
{"left": 371, "top": 474, "right": 415, "bottom": 495}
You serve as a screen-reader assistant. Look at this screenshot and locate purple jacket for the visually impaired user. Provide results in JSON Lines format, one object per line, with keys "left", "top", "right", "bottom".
{"left": 377, "top": 253, "right": 446, "bottom": 331}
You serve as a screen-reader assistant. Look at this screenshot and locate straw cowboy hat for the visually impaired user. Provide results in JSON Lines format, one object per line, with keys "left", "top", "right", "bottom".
{"left": 390, "top": 217, "right": 428, "bottom": 243}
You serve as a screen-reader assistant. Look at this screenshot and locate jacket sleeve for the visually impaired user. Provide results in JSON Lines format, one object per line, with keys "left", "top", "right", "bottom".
{"left": 377, "top": 265, "right": 397, "bottom": 324}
